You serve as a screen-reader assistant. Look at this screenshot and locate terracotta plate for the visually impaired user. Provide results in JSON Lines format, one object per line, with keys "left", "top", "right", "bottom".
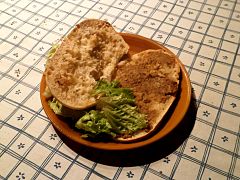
{"left": 40, "top": 33, "right": 192, "bottom": 151}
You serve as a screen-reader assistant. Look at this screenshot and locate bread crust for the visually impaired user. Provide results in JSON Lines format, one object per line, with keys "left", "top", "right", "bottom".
{"left": 115, "top": 49, "right": 180, "bottom": 142}
{"left": 45, "top": 19, "right": 129, "bottom": 109}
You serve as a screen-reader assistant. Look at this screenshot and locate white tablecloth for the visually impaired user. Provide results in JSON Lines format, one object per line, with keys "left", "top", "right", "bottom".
{"left": 0, "top": 0, "right": 239, "bottom": 179}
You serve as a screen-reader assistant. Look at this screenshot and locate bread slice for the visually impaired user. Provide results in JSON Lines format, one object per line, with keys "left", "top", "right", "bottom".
{"left": 115, "top": 49, "right": 180, "bottom": 141}
{"left": 45, "top": 19, "right": 129, "bottom": 109}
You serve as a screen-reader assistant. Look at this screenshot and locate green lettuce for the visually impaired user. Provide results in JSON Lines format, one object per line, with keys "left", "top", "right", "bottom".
{"left": 75, "top": 80, "right": 147, "bottom": 139}
{"left": 48, "top": 98, "right": 85, "bottom": 119}
{"left": 75, "top": 110, "right": 117, "bottom": 138}
{"left": 45, "top": 43, "right": 59, "bottom": 67}
{"left": 48, "top": 80, "right": 148, "bottom": 139}
{"left": 47, "top": 44, "right": 59, "bottom": 58}
{"left": 48, "top": 98, "right": 62, "bottom": 115}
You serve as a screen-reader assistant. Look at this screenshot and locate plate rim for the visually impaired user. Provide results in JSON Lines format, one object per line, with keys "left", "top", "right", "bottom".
{"left": 40, "top": 33, "right": 192, "bottom": 151}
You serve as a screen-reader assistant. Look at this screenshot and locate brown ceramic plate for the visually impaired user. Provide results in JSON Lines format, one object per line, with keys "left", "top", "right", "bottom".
{"left": 40, "top": 33, "right": 191, "bottom": 151}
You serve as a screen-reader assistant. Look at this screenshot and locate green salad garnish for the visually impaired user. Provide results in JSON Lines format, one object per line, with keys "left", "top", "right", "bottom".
{"left": 47, "top": 80, "right": 147, "bottom": 139}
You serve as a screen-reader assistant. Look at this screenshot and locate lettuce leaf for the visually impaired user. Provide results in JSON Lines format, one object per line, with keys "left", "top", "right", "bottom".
{"left": 47, "top": 44, "right": 59, "bottom": 58}
{"left": 48, "top": 98, "right": 62, "bottom": 115}
{"left": 48, "top": 98, "right": 85, "bottom": 119}
{"left": 75, "top": 80, "right": 147, "bottom": 138}
{"left": 75, "top": 110, "right": 117, "bottom": 138}
{"left": 48, "top": 80, "right": 148, "bottom": 139}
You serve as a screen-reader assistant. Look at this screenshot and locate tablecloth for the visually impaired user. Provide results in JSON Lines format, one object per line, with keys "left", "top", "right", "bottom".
{"left": 0, "top": 0, "right": 239, "bottom": 179}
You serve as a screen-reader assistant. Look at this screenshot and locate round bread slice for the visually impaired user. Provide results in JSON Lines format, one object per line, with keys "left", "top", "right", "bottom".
{"left": 115, "top": 49, "right": 180, "bottom": 142}
{"left": 45, "top": 19, "right": 129, "bottom": 110}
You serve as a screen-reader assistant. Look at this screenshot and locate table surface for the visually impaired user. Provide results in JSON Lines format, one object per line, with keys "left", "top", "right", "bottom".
{"left": 0, "top": 0, "right": 240, "bottom": 179}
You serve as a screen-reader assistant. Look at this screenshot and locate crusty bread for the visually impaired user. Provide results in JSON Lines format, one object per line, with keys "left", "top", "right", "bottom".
{"left": 45, "top": 19, "right": 129, "bottom": 109}
{"left": 115, "top": 49, "right": 180, "bottom": 142}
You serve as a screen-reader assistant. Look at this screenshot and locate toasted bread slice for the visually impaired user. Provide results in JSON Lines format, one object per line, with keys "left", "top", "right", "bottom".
{"left": 115, "top": 49, "right": 180, "bottom": 142}
{"left": 45, "top": 19, "right": 129, "bottom": 109}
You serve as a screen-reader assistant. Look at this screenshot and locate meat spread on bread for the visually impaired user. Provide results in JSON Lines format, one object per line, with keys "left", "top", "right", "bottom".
{"left": 45, "top": 19, "right": 129, "bottom": 110}
{"left": 115, "top": 49, "right": 180, "bottom": 141}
